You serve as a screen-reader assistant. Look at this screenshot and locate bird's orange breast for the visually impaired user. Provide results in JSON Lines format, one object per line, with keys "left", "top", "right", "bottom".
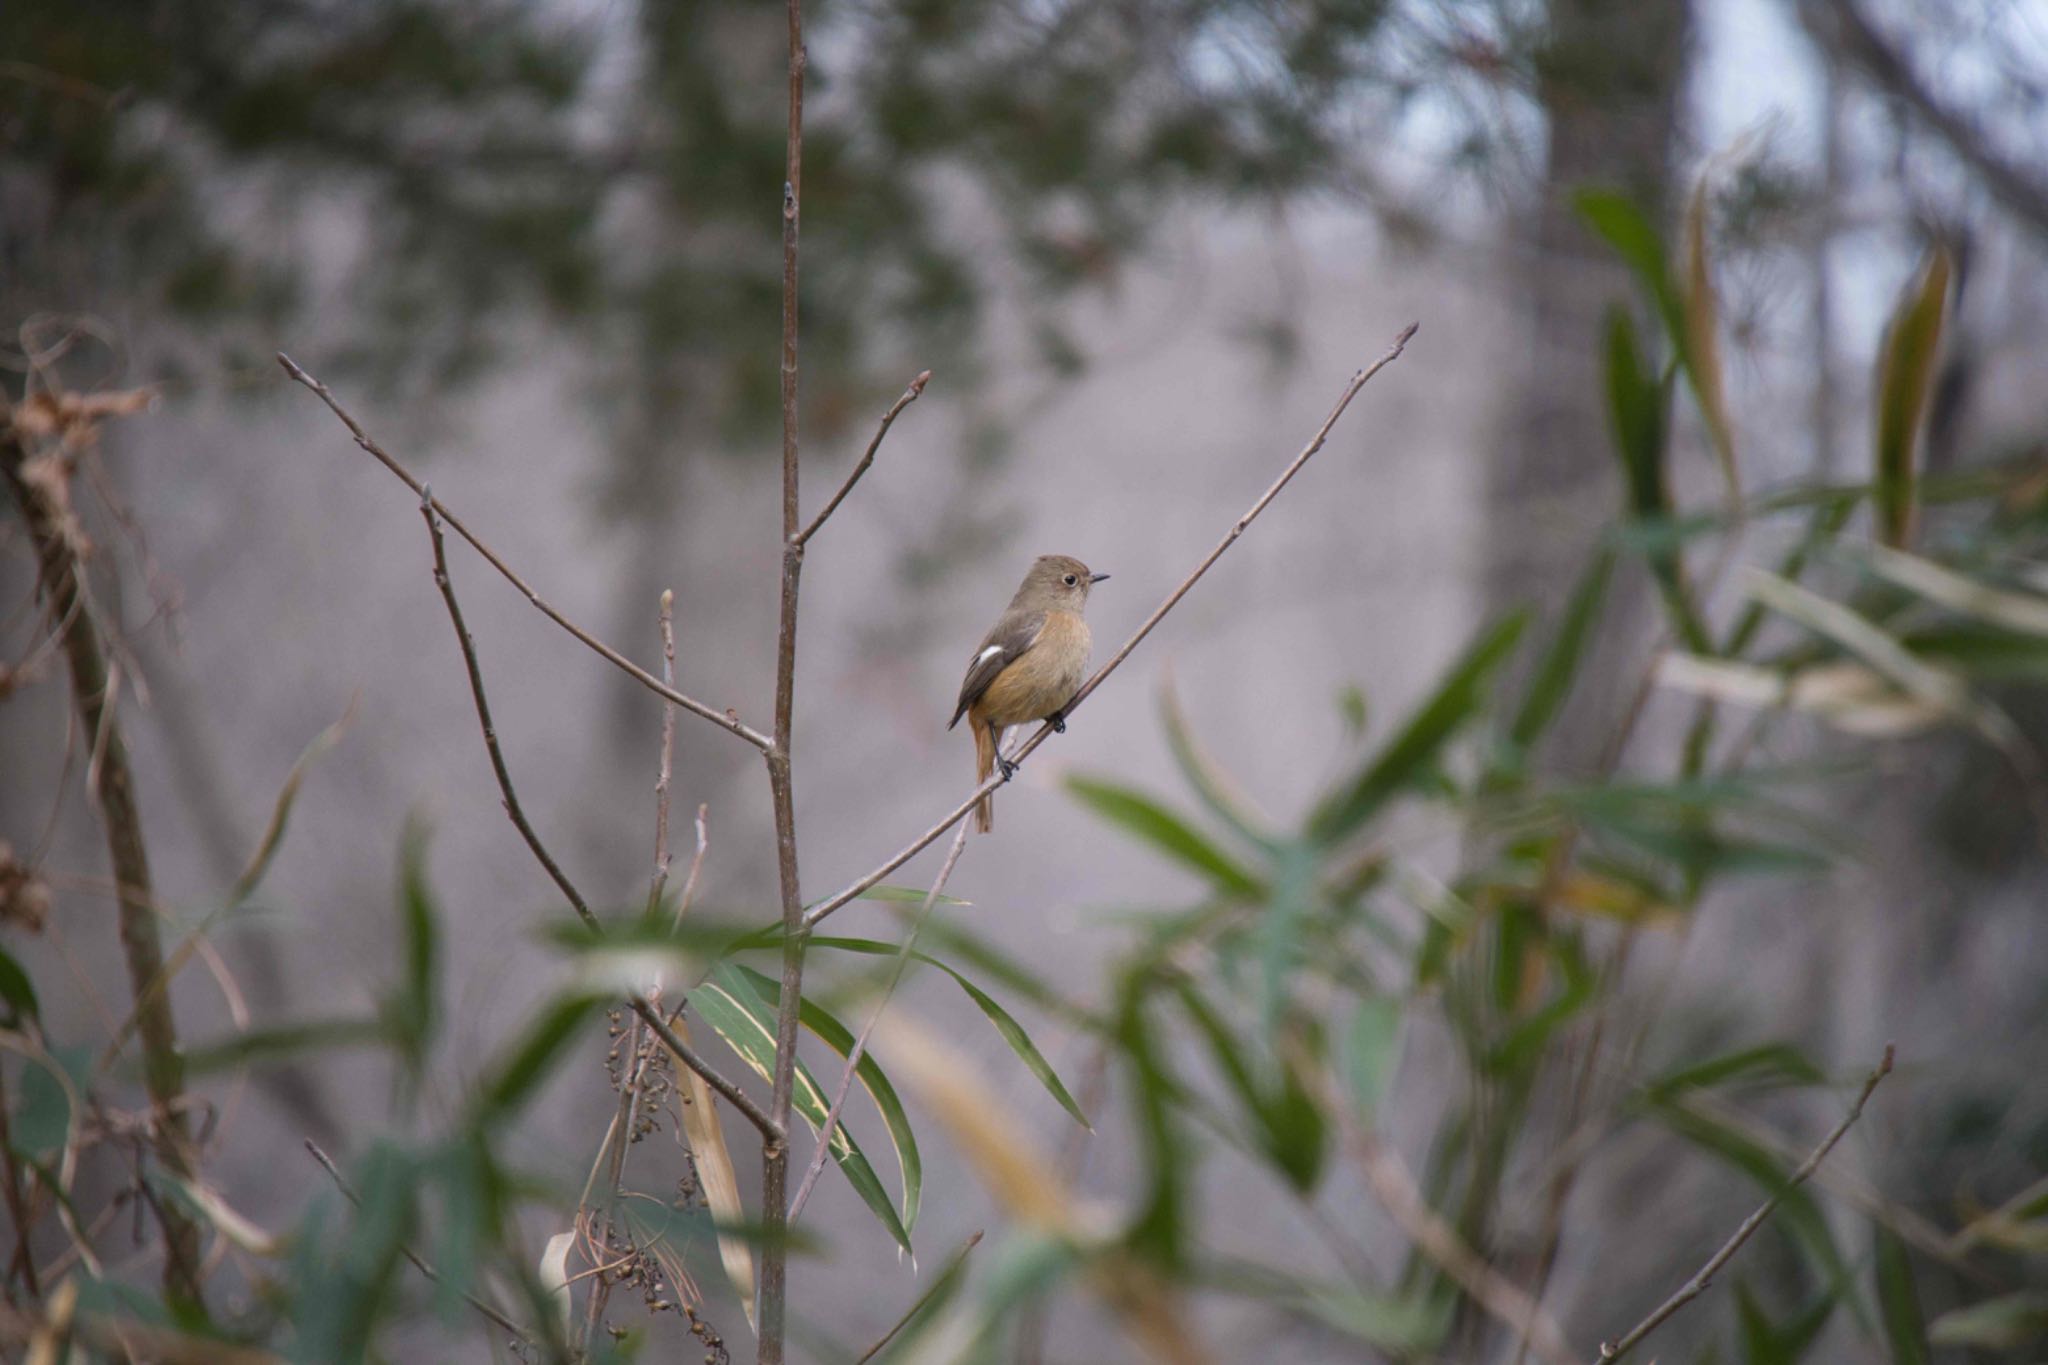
{"left": 973, "top": 609, "right": 1091, "bottom": 726}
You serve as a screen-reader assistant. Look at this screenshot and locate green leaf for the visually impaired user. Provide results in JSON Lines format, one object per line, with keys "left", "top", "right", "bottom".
{"left": 733, "top": 964, "right": 923, "bottom": 1237}
{"left": 1873, "top": 1225, "right": 1928, "bottom": 1365}
{"left": 1160, "top": 677, "right": 1275, "bottom": 849}
{"left": 470, "top": 992, "right": 604, "bottom": 1121}
{"left": 386, "top": 822, "right": 443, "bottom": 1083}
{"left": 1873, "top": 247, "right": 1952, "bottom": 548}
{"left": 1297, "top": 1284, "right": 1450, "bottom": 1350}
{"left": 1065, "top": 775, "right": 1263, "bottom": 898}
{"left": 1309, "top": 611, "right": 1530, "bottom": 844}
{"left": 183, "top": 1016, "right": 391, "bottom": 1076}
{"left": 830, "top": 884, "right": 971, "bottom": 909}
{"left": 1605, "top": 306, "right": 1710, "bottom": 653}
{"left": 1928, "top": 1290, "right": 2048, "bottom": 1350}
{"left": 1174, "top": 982, "right": 1324, "bottom": 1193}
{"left": 1509, "top": 549, "right": 1615, "bottom": 751}
{"left": 1644, "top": 1042, "right": 1825, "bottom": 1103}
{"left": 1345, "top": 996, "right": 1401, "bottom": 1119}
{"left": 1577, "top": 190, "right": 1681, "bottom": 336}
{"left": 692, "top": 964, "right": 912, "bottom": 1254}
{"left": 806, "top": 935, "right": 1092, "bottom": 1128}
{"left": 13, "top": 1043, "right": 90, "bottom": 1159}
{"left": 0, "top": 946, "right": 38, "bottom": 1028}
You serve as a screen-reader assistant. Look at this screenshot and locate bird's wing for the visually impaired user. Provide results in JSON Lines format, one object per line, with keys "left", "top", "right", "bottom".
{"left": 949, "top": 608, "right": 1048, "bottom": 729}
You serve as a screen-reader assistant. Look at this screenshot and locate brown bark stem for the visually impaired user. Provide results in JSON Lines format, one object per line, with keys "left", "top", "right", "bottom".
{"left": 1, "top": 429, "right": 204, "bottom": 1303}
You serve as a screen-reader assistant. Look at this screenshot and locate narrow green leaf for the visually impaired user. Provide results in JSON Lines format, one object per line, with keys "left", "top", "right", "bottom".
{"left": 1644, "top": 1042, "right": 1826, "bottom": 1102}
{"left": 387, "top": 823, "right": 442, "bottom": 1082}
{"left": 836, "top": 885, "right": 971, "bottom": 908}
{"left": 1065, "top": 775, "right": 1263, "bottom": 898}
{"left": 1345, "top": 996, "right": 1401, "bottom": 1118}
{"left": 1873, "top": 1225, "right": 1928, "bottom": 1365}
{"left": 1297, "top": 1284, "right": 1450, "bottom": 1350}
{"left": 1308, "top": 611, "right": 1530, "bottom": 844}
{"left": 471, "top": 993, "right": 603, "bottom": 1121}
{"left": 13, "top": 1043, "right": 90, "bottom": 1158}
{"left": 1928, "top": 1290, "right": 2048, "bottom": 1350}
{"left": 1510, "top": 549, "right": 1615, "bottom": 750}
{"left": 1577, "top": 190, "right": 1682, "bottom": 336}
{"left": 1606, "top": 306, "right": 1710, "bottom": 653}
{"left": 692, "top": 965, "right": 912, "bottom": 1254}
{"left": 1160, "top": 677, "right": 1275, "bottom": 848}
{"left": 734, "top": 964, "right": 923, "bottom": 1237}
{"left": 1174, "top": 982, "right": 1324, "bottom": 1193}
{"left": 1873, "top": 247, "right": 1952, "bottom": 548}
{"left": 805, "top": 936, "right": 1093, "bottom": 1128}
{"left": 1683, "top": 179, "right": 1739, "bottom": 498}
{"left": 183, "top": 1016, "right": 391, "bottom": 1076}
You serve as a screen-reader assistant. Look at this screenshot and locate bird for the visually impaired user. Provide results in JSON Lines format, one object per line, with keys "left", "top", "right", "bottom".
{"left": 949, "top": 554, "right": 1109, "bottom": 832}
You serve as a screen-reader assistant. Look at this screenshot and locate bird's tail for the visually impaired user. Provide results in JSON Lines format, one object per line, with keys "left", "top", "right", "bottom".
{"left": 972, "top": 722, "right": 996, "bottom": 833}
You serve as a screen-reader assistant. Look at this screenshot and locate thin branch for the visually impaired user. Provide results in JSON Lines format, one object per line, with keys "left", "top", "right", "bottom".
{"left": 1347, "top": 1128, "right": 1577, "bottom": 1365}
{"left": 648, "top": 589, "right": 679, "bottom": 911}
{"left": 802, "top": 321, "right": 1420, "bottom": 931}
{"left": 1596, "top": 1043, "right": 1896, "bottom": 1362}
{"left": 758, "top": 0, "right": 810, "bottom": 1355}
{"left": 792, "top": 370, "right": 931, "bottom": 547}
{"left": 1, "top": 423, "right": 203, "bottom": 1301}
{"left": 852, "top": 1228, "right": 984, "bottom": 1364}
{"left": 787, "top": 821, "right": 970, "bottom": 1222}
{"left": 304, "top": 1140, "right": 530, "bottom": 1343}
{"left": 416, "top": 496, "right": 783, "bottom": 1144}
{"left": 278, "top": 353, "right": 772, "bottom": 752}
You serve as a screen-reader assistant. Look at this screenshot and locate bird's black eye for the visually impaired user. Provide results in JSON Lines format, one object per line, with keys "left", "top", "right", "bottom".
{"left": 1063, "top": 573, "right": 1078, "bottom": 586}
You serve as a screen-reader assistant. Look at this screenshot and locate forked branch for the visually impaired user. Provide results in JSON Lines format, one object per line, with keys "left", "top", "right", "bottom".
{"left": 280, "top": 354, "right": 772, "bottom": 752}
{"left": 793, "top": 369, "right": 931, "bottom": 547}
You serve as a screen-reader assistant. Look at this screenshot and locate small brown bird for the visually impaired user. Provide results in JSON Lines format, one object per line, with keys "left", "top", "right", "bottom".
{"left": 950, "top": 554, "right": 1109, "bottom": 832}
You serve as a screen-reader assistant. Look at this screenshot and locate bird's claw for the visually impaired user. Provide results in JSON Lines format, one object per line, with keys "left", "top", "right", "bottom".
{"left": 998, "top": 756, "right": 1018, "bottom": 781}
{"left": 1049, "top": 710, "right": 1067, "bottom": 734}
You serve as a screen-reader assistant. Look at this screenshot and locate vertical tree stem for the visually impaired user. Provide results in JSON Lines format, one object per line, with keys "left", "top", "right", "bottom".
{"left": 1, "top": 433, "right": 204, "bottom": 1303}
{"left": 758, "top": 1, "right": 808, "bottom": 1358}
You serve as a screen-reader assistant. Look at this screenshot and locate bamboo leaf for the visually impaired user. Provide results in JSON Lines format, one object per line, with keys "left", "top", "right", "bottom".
{"left": 1928, "top": 1291, "right": 2048, "bottom": 1350}
{"left": 1309, "top": 612, "right": 1530, "bottom": 844}
{"left": 692, "top": 965, "right": 912, "bottom": 1254}
{"left": 734, "top": 964, "right": 923, "bottom": 1238}
{"left": 1684, "top": 178, "right": 1739, "bottom": 497}
{"left": 1159, "top": 676, "right": 1275, "bottom": 848}
{"left": 471, "top": 993, "right": 604, "bottom": 1121}
{"left": 1644, "top": 1042, "right": 1826, "bottom": 1102}
{"left": 1857, "top": 543, "right": 2048, "bottom": 636}
{"left": 1873, "top": 247, "right": 1952, "bottom": 548}
{"left": 1065, "top": 775, "right": 1263, "bottom": 898}
{"left": 1510, "top": 549, "right": 1615, "bottom": 751}
{"left": 805, "top": 936, "right": 1092, "bottom": 1129}
{"left": 1874, "top": 1225, "right": 1929, "bottom": 1365}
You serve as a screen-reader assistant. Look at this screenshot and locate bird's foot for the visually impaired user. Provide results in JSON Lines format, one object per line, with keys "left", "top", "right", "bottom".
{"left": 1048, "top": 710, "right": 1067, "bottom": 734}
{"left": 998, "top": 755, "right": 1019, "bottom": 781}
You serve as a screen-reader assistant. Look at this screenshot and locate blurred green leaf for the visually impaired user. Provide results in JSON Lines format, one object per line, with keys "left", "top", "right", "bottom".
{"left": 386, "top": 823, "right": 443, "bottom": 1085}
{"left": 1873, "top": 1225, "right": 1928, "bottom": 1365}
{"left": 693, "top": 964, "right": 912, "bottom": 1255}
{"left": 1160, "top": 677, "right": 1275, "bottom": 849}
{"left": 1508, "top": 548, "right": 1615, "bottom": 753}
{"left": 1605, "top": 305, "right": 1711, "bottom": 653}
{"left": 1683, "top": 179, "right": 1738, "bottom": 497}
{"left": 470, "top": 993, "right": 604, "bottom": 1121}
{"left": 1115, "top": 983, "right": 1189, "bottom": 1269}
{"left": 183, "top": 1017, "right": 391, "bottom": 1076}
{"left": 1873, "top": 247, "right": 1952, "bottom": 548}
{"left": 1735, "top": 1280, "right": 1835, "bottom": 1365}
{"left": 1644, "top": 1042, "right": 1826, "bottom": 1103}
{"left": 1857, "top": 542, "right": 2048, "bottom": 636}
{"left": 1174, "top": 982, "right": 1325, "bottom": 1193}
{"left": 1066, "top": 774, "right": 1263, "bottom": 898}
{"left": 734, "top": 964, "right": 923, "bottom": 1237}
{"left": 1928, "top": 1290, "right": 2048, "bottom": 1350}
{"left": 1297, "top": 1283, "right": 1450, "bottom": 1350}
{"left": 230, "top": 701, "right": 354, "bottom": 905}
{"left": 807, "top": 935, "right": 1092, "bottom": 1128}
{"left": 13, "top": 1043, "right": 90, "bottom": 1159}
{"left": 0, "top": 946, "right": 39, "bottom": 1028}
{"left": 1577, "top": 190, "right": 1681, "bottom": 332}
{"left": 1309, "top": 611, "right": 1530, "bottom": 844}
{"left": 1345, "top": 996, "right": 1402, "bottom": 1119}
{"left": 829, "top": 885, "right": 972, "bottom": 909}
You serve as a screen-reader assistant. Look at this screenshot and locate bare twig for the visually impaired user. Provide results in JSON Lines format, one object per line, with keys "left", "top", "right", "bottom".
{"left": 787, "top": 821, "right": 970, "bottom": 1222}
{"left": 793, "top": 370, "right": 931, "bottom": 546}
{"left": 852, "top": 1228, "right": 984, "bottom": 1364}
{"left": 649, "top": 589, "right": 679, "bottom": 910}
{"left": 304, "top": 1140, "right": 530, "bottom": 1343}
{"left": 801, "top": 322, "right": 1420, "bottom": 931}
{"left": 1347, "top": 1127, "right": 1577, "bottom": 1365}
{"left": 416, "top": 496, "right": 781, "bottom": 1143}
{"left": 758, "top": 1, "right": 811, "bottom": 1354}
{"left": 2, "top": 422, "right": 203, "bottom": 1301}
{"left": 278, "top": 354, "right": 772, "bottom": 752}
{"left": 1595, "top": 1043, "right": 1896, "bottom": 1362}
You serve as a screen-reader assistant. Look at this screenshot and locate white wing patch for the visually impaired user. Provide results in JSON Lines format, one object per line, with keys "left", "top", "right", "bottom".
{"left": 976, "top": 645, "right": 1004, "bottom": 664}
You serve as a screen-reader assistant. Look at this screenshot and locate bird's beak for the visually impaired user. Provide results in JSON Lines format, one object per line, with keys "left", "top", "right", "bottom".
{"left": 1090, "top": 572, "right": 1111, "bottom": 583}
